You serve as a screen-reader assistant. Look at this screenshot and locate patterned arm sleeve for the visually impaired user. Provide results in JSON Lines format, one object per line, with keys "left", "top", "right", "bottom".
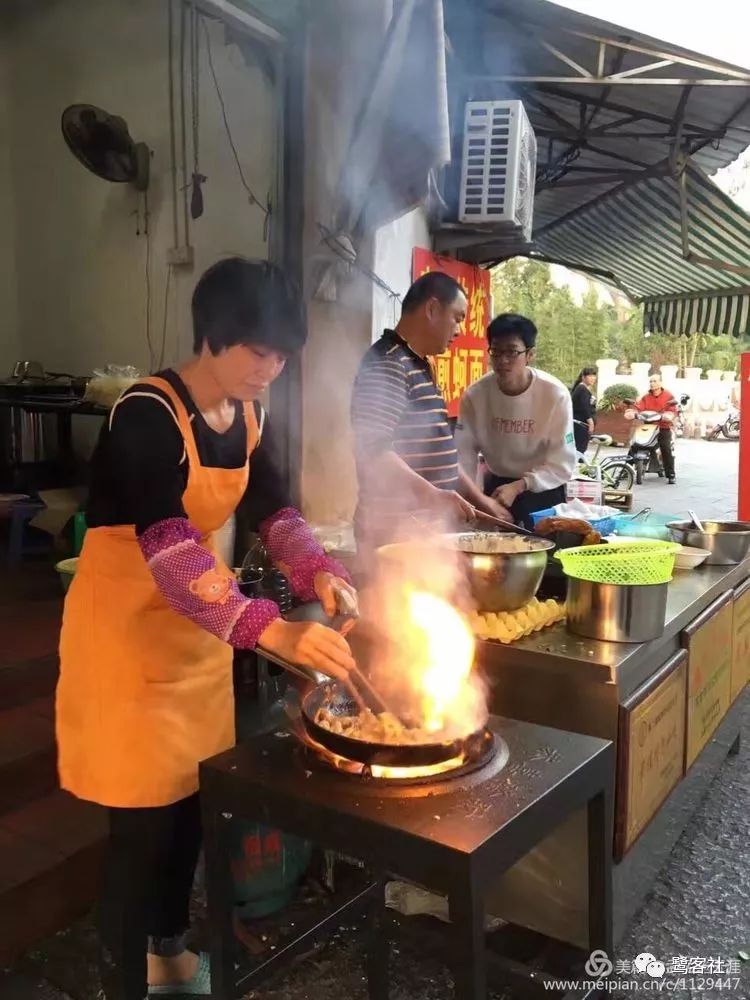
{"left": 139, "top": 518, "right": 280, "bottom": 648}
{"left": 260, "top": 507, "right": 351, "bottom": 602}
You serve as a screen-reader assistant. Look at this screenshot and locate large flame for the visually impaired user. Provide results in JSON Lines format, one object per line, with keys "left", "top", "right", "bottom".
{"left": 405, "top": 590, "right": 476, "bottom": 732}
{"left": 364, "top": 549, "right": 487, "bottom": 741}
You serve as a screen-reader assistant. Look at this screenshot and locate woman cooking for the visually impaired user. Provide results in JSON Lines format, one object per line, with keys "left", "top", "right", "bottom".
{"left": 570, "top": 367, "right": 597, "bottom": 455}
{"left": 56, "top": 257, "right": 357, "bottom": 1000}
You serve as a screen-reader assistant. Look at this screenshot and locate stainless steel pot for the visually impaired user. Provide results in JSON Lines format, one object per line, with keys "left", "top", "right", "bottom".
{"left": 566, "top": 579, "right": 668, "bottom": 642}
{"left": 667, "top": 520, "right": 750, "bottom": 566}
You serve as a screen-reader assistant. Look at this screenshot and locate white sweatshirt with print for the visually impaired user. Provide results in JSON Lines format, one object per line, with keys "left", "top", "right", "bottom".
{"left": 456, "top": 369, "right": 577, "bottom": 492}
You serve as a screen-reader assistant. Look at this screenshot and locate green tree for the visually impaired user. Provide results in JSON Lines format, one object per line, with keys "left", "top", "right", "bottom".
{"left": 492, "top": 260, "right": 634, "bottom": 384}
{"left": 491, "top": 259, "right": 745, "bottom": 379}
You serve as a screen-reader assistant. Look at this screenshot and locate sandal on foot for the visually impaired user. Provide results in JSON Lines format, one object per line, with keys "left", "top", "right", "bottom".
{"left": 148, "top": 952, "right": 211, "bottom": 996}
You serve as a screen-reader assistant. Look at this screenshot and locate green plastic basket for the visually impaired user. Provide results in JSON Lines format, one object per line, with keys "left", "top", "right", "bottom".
{"left": 555, "top": 540, "right": 679, "bottom": 585}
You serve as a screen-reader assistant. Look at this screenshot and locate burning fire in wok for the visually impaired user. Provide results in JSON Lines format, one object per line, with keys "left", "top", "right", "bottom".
{"left": 365, "top": 538, "right": 488, "bottom": 745}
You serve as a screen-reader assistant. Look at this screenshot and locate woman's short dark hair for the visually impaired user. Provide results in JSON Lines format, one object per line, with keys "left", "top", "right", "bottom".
{"left": 487, "top": 313, "right": 537, "bottom": 350}
{"left": 192, "top": 257, "right": 306, "bottom": 356}
{"left": 401, "top": 272, "right": 465, "bottom": 315}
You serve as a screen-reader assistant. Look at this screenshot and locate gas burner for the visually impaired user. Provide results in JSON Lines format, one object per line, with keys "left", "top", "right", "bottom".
{"left": 303, "top": 728, "right": 503, "bottom": 788}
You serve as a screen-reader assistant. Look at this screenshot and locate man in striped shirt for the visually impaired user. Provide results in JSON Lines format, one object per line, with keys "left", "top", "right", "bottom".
{"left": 351, "top": 272, "right": 509, "bottom": 555}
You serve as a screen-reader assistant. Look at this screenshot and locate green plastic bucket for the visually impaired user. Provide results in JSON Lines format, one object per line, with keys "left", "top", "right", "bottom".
{"left": 230, "top": 822, "right": 312, "bottom": 919}
{"left": 55, "top": 557, "right": 78, "bottom": 593}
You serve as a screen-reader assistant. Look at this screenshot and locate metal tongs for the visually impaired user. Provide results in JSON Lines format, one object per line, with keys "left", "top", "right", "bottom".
{"left": 329, "top": 580, "right": 360, "bottom": 631}
{"left": 257, "top": 583, "right": 402, "bottom": 719}
{"left": 258, "top": 646, "right": 398, "bottom": 719}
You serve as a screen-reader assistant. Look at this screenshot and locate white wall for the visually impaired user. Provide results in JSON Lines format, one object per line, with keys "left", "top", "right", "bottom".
{"left": 0, "top": 29, "right": 19, "bottom": 374}
{"left": 3, "top": 0, "right": 277, "bottom": 378}
{"left": 371, "top": 206, "right": 431, "bottom": 340}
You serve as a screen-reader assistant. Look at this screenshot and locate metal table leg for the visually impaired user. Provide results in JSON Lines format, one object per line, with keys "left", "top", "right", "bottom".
{"left": 449, "top": 882, "right": 487, "bottom": 1000}
{"left": 587, "top": 788, "right": 613, "bottom": 956}
{"left": 367, "top": 876, "right": 390, "bottom": 1000}
{"left": 202, "top": 800, "right": 237, "bottom": 1000}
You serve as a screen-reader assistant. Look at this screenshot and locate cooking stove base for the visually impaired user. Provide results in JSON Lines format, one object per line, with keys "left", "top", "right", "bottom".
{"left": 200, "top": 715, "right": 614, "bottom": 1000}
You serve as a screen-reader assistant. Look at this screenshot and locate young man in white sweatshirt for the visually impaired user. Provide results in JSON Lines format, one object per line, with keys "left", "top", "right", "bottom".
{"left": 455, "top": 313, "right": 577, "bottom": 527}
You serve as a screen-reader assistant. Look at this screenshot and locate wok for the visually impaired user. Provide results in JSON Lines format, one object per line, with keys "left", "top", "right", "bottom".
{"left": 258, "top": 602, "right": 488, "bottom": 767}
{"left": 300, "top": 681, "right": 489, "bottom": 767}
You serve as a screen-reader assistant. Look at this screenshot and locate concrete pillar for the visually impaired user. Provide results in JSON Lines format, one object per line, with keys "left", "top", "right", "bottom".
{"left": 595, "top": 358, "right": 619, "bottom": 397}
{"left": 630, "top": 362, "right": 651, "bottom": 396}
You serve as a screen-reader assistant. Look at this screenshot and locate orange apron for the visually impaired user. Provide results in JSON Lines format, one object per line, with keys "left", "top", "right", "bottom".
{"left": 56, "top": 376, "right": 259, "bottom": 808}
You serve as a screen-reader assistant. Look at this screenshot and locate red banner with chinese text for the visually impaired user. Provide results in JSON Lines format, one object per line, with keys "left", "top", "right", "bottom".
{"left": 412, "top": 248, "right": 491, "bottom": 418}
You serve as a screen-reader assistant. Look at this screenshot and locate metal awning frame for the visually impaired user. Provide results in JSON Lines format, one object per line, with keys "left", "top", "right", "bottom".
{"left": 466, "top": 6, "right": 750, "bottom": 201}
{"left": 477, "top": 17, "right": 750, "bottom": 86}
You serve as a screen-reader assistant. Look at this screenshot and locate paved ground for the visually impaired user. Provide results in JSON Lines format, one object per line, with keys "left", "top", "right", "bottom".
{"left": 601, "top": 437, "right": 739, "bottom": 519}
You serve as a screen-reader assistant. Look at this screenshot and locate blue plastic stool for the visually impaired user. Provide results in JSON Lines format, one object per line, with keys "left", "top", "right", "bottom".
{"left": 7, "top": 500, "right": 48, "bottom": 566}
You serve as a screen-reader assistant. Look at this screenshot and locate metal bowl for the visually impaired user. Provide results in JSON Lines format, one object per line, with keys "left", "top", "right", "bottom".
{"left": 666, "top": 521, "right": 750, "bottom": 566}
{"left": 442, "top": 532, "right": 555, "bottom": 613}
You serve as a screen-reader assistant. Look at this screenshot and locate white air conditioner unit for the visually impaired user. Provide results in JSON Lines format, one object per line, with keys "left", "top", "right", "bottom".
{"left": 459, "top": 100, "right": 537, "bottom": 240}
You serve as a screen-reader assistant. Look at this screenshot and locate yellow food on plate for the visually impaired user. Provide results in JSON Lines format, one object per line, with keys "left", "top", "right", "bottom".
{"left": 471, "top": 598, "right": 565, "bottom": 643}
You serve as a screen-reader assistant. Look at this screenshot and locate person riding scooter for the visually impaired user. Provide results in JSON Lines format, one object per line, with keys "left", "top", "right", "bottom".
{"left": 625, "top": 374, "right": 677, "bottom": 485}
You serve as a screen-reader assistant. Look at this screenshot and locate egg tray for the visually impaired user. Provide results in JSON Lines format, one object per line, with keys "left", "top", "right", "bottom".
{"left": 469, "top": 597, "right": 566, "bottom": 644}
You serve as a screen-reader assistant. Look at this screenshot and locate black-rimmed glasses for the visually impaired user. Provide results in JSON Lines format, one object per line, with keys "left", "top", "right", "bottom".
{"left": 489, "top": 348, "right": 529, "bottom": 361}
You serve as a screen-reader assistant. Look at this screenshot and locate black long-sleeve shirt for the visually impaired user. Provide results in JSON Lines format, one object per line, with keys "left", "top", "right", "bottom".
{"left": 571, "top": 382, "right": 596, "bottom": 425}
{"left": 86, "top": 369, "right": 290, "bottom": 536}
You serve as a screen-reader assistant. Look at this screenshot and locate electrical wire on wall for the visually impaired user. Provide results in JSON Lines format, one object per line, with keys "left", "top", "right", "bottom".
{"left": 189, "top": 5, "right": 206, "bottom": 220}
{"left": 179, "top": 1, "right": 191, "bottom": 240}
{"left": 143, "top": 190, "right": 157, "bottom": 371}
{"left": 159, "top": 264, "right": 173, "bottom": 371}
{"left": 316, "top": 222, "right": 403, "bottom": 320}
{"left": 200, "top": 12, "right": 271, "bottom": 239}
{"left": 167, "top": 0, "right": 180, "bottom": 250}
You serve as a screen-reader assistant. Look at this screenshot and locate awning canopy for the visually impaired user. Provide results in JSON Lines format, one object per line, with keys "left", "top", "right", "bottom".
{"left": 438, "top": 0, "right": 750, "bottom": 334}
{"left": 533, "top": 162, "right": 750, "bottom": 335}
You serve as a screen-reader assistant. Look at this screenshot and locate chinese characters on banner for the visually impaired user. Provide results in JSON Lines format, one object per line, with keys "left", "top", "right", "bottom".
{"left": 412, "top": 248, "right": 491, "bottom": 418}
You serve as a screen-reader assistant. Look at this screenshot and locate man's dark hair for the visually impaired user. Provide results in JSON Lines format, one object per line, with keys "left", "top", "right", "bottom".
{"left": 487, "top": 313, "right": 537, "bottom": 350}
{"left": 192, "top": 257, "right": 306, "bottom": 356}
{"left": 401, "top": 271, "right": 465, "bottom": 315}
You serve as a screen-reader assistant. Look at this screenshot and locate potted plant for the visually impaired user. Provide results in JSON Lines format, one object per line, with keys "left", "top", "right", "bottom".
{"left": 595, "top": 382, "right": 638, "bottom": 446}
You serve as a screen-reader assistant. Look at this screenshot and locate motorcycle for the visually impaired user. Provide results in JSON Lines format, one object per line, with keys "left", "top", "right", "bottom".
{"left": 707, "top": 406, "right": 740, "bottom": 441}
{"left": 623, "top": 409, "right": 673, "bottom": 485}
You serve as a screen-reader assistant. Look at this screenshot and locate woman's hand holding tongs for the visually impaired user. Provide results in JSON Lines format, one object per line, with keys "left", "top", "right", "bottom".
{"left": 258, "top": 618, "right": 356, "bottom": 685}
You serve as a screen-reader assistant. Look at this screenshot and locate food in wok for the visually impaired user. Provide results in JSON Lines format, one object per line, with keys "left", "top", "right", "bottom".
{"left": 314, "top": 705, "right": 457, "bottom": 745}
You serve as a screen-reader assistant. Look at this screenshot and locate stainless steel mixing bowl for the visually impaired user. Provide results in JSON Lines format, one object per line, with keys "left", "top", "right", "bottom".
{"left": 666, "top": 520, "right": 750, "bottom": 566}
{"left": 443, "top": 533, "right": 555, "bottom": 612}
